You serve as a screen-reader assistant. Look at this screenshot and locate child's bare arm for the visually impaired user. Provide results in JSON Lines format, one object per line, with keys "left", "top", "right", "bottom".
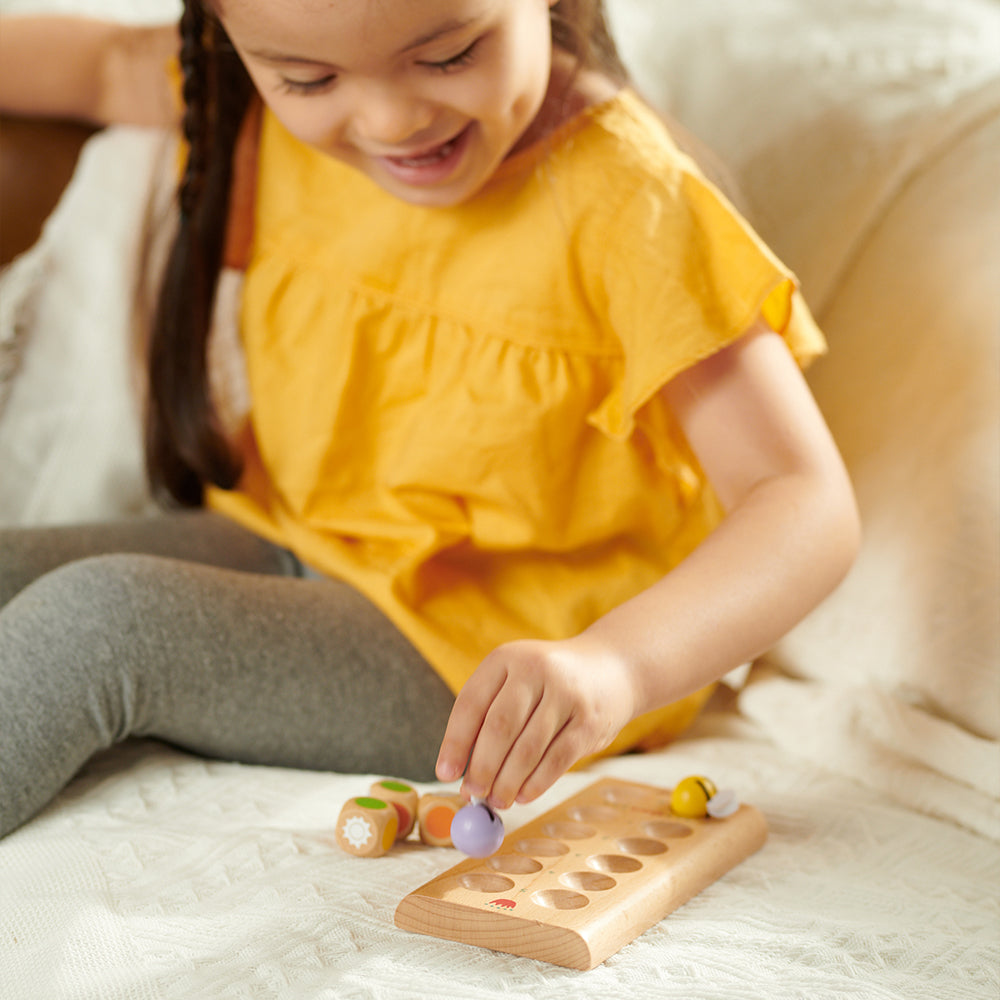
{"left": 437, "top": 323, "right": 861, "bottom": 808}
{"left": 0, "top": 16, "right": 178, "bottom": 127}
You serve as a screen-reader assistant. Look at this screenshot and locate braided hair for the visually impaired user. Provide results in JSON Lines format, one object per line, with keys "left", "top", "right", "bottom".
{"left": 146, "top": 0, "right": 253, "bottom": 506}
{"left": 145, "top": 0, "right": 625, "bottom": 507}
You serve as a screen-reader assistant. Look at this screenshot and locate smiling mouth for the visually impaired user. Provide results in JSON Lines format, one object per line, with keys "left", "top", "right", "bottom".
{"left": 387, "top": 132, "right": 464, "bottom": 167}
{"left": 375, "top": 124, "right": 473, "bottom": 188}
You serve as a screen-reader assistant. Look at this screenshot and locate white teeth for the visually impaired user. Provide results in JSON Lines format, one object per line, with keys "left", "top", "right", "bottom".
{"left": 395, "top": 139, "right": 456, "bottom": 167}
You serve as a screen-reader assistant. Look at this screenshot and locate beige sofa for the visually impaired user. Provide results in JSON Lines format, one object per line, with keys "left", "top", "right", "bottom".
{"left": 1, "top": 1, "right": 998, "bottom": 997}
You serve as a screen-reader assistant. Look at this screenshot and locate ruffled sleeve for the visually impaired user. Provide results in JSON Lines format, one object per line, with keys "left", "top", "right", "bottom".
{"left": 587, "top": 161, "right": 826, "bottom": 440}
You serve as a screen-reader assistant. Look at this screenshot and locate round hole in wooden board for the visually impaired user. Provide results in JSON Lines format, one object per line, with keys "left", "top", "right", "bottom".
{"left": 532, "top": 889, "right": 590, "bottom": 910}
{"left": 587, "top": 854, "right": 643, "bottom": 874}
{"left": 642, "top": 820, "right": 693, "bottom": 840}
{"left": 616, "top": 837, "right": 668, "bottom": 856}
{"left": 487, "top": 854, "right": 543, "bottom": 875}
{"left": 560, "top": 871, "right": 617, "bottom": 892}
{"left": 514, "top": 838, "right": 570, "bottom": 857}
{"left": 541, "top": 822, "right": 597, "bottom": 841}
{"left": 458, "top": 873, "right": 516, "bottom": 893}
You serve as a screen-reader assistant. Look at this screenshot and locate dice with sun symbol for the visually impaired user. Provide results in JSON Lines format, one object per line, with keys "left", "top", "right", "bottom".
{"left": 335, "top": 796, "right": 400, "bottom": 857}
{"left": 369, "top": 779, "right": 419, "bottom": 841}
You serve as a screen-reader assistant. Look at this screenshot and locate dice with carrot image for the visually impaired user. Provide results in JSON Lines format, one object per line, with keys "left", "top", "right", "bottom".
{"left": 416, "top": 792, "right": 466, "bottom": 847}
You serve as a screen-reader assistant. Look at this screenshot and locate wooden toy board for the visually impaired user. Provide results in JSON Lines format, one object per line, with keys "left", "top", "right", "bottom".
{"left": 394, "top": 777, "right": 768, "bottom": 970}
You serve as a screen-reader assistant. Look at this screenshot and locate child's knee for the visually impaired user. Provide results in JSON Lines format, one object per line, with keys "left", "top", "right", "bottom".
{"left": 3, "top": 553, "right": 167, "bottom": 710}
{"left": 15, "top": 553, "right": 166, "bottom": 625}
{"left": 0, "top": 554, "right": 167, "bottom": 750}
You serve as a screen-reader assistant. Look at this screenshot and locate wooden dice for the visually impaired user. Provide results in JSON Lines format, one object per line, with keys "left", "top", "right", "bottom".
{"left": 417, "top": 792, "right": 466, "bottom": 847}
{"left": 369, "top": 779, "right": 419, "bottom": 840}
{"left": 334, "top": 782, "right": 470, "bottom": 856}
{"left": 335, "top": 796, "right": 399, "bottom": 857}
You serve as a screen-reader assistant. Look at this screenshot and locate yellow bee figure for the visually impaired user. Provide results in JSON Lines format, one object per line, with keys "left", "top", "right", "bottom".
{"left": 670, "top": 776, "right": 718, "bottom": 818}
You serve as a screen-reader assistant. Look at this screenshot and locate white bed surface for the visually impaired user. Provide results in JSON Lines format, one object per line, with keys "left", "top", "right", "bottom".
{"left": 2, "top": 729, "right": 997, "bottom": 1000}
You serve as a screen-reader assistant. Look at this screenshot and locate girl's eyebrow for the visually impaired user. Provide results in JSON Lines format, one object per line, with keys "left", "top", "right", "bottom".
{"left": 399, "top": 16, "right": 479, "bottom": 54}
{"left": 246, "top": 16, "right": 479, "bottom": 68}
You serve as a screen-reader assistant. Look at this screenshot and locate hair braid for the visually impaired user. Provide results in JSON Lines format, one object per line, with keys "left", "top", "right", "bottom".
{"left": 177, "top": 1, "right": 209, "bottom": 220}
{"left": 147, "top": 1, "right": 253, "bottom": 506}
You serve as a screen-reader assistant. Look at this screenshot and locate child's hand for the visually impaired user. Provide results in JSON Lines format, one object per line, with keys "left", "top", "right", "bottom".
{"left": 435, "top": 636, "right": 638, "bottom": 810}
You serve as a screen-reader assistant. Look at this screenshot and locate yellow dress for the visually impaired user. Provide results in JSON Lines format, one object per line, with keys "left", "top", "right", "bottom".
{"left": 208, "top": 89, "right": 826, "bottom": 754}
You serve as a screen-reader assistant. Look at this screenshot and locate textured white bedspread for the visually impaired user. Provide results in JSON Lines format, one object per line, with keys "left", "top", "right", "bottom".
{"left": 2, "top": 726, "right": 997, "bottom": 1000}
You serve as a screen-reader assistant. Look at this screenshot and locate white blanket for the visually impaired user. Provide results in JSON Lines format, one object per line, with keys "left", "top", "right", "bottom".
{"left": 2, "top": 726, "right": 997, "bottom": 1000}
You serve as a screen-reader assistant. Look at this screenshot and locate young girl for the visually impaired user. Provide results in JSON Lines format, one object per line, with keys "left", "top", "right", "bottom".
{"left": 0, "top": 0, "right": 859, "bottom": 839}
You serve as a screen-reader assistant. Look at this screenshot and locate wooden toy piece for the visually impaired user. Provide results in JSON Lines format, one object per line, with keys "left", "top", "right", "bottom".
{"left": 370, "top": 779, "right": 419, "bottom": 840}
{"left": 706, "top": 788, "right": 740, "bottom": 818}
{"left": 335, "top": 796, "right": 399, "bottom": 857}
{"left": 395, "top": 777, "right": 768, "bottom": 970}
{"left": 417, "top": 792, "right": 466, "bottom": 847}
{"left": 451, "top": 800, "right": 505, "bottom": 858}
{"left": 670, "top": 775, "right": 717, "bottom": 818}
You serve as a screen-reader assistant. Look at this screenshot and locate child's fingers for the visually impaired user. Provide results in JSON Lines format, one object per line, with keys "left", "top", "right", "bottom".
{"left": 434, "top": 660, "right": 506, "bottom": 783}
{"left": 514, "top": 722, "right": 588, "bottom": 805}
{"left": 459, "top": 674, "right": 543, "bottom": 800}
{"left": 481, "top": 696, "right": 570, "bottom": 809}
{"left": 437, "top": 637, "right": 629, "bottom": 806}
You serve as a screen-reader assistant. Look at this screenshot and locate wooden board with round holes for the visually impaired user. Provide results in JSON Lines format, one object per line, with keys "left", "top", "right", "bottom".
{"left": 394, "top": 777, "right": 768, "bottom": 970}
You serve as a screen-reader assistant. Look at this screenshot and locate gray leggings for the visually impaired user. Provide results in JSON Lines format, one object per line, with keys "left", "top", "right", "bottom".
{"left": 0, "top": 512, "right": 455, "bottom": 837}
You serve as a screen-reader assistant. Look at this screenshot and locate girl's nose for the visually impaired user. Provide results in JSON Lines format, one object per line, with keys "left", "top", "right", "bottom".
{"left": 350, "top": 82, "right": 435, "bottom": 149}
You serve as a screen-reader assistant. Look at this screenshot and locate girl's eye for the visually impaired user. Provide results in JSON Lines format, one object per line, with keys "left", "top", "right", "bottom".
{"left": 423, "top": 39, "right": 479, "bottom": 73}
{"left": 279, "top": 74, "right": 337, "bottom": 95}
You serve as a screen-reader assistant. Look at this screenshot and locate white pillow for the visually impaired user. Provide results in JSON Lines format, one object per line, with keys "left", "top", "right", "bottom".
{"left": 608, "top": 0, "right": 1000, "bottom": 311}
{"left": 774, "top": 111, "right": 1000, "bottom": 741}
{"left": 609, "top": 0, "right": 1000, "bottom": 744}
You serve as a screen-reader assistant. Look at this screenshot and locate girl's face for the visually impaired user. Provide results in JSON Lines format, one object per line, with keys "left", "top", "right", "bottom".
{"left": 217, "top": 0, "right": 558, "bottom": 207}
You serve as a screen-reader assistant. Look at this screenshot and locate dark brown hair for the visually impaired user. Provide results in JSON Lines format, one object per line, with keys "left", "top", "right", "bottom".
{"left": 551, "top": 0, "right": 628, "bottom": 82}
{"left": 146, "top": 2, "right": 252, "bottom": 505}
{"left": 147, "top": 0, "right": 627, "bottom": 505}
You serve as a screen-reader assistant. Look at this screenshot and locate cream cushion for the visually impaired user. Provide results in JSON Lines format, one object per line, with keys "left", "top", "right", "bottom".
{"left": 774, "top": 110, "right": 1000, "bottom": 741}
{"left": 609, "top": 0, "right": 1000, "bottom": 834}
